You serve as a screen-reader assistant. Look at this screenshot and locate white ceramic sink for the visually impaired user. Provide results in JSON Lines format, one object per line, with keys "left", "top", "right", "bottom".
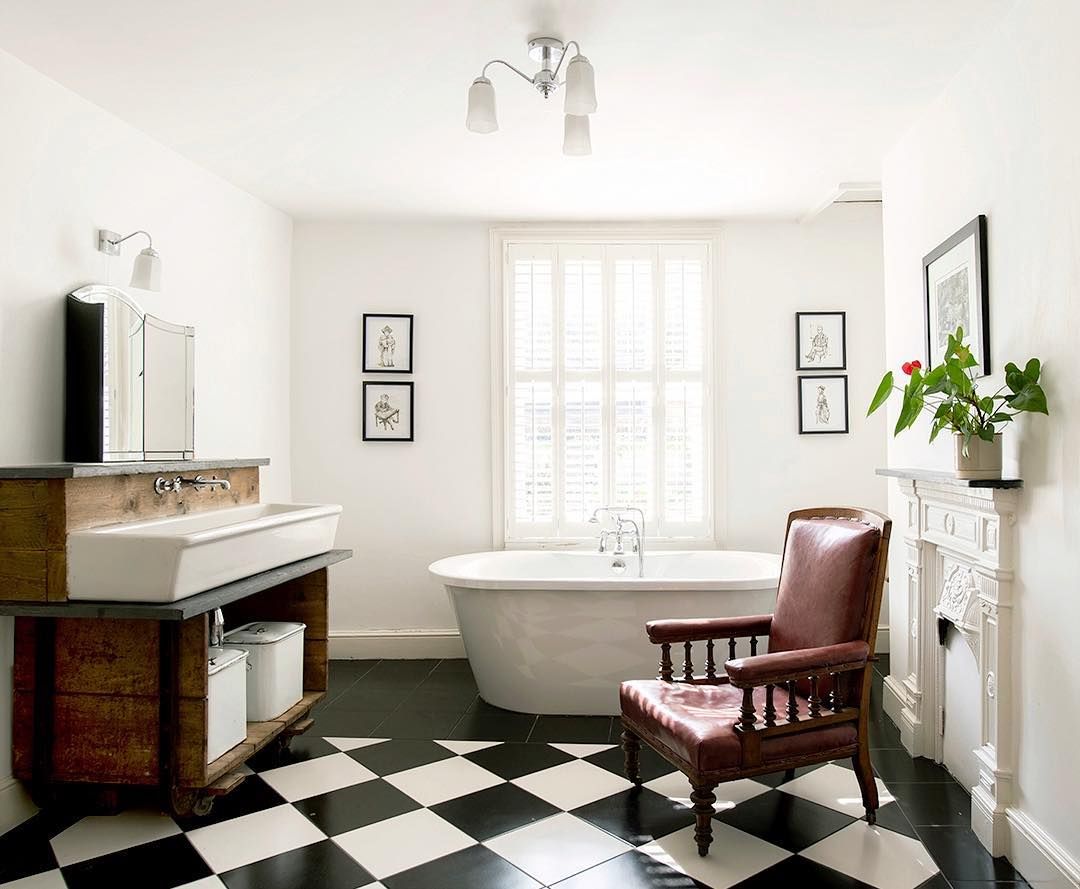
{"left": 67, "top": 503, "right": 342, "bottom": 602}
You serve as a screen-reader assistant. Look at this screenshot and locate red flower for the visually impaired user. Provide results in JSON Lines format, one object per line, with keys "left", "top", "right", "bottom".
{"left": 902, "top": 361, "right": 913, "bottom": 375}
{"left": 911, "top": 359, "right": 922, "bottom": 370}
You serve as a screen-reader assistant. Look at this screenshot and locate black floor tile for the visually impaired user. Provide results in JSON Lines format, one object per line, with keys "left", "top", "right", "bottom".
{"left": 331, "top": 682, "right": 417, "bottom": 711}
{"left": 294, "top": 777, "right": 422, "bottom": 835}
{"left": 174, "top": 775, "right": 285, "bottom": 830}
{"left": 754, "top": 762, "right": 828, "bottom": 788}
{"left": 716, "top": 788, "right": 855, "bottom": 852}
{"left": 869, "top": 713, "right": 905, "bottom": 750}
{"left": 249, "top": 735, "right": 340, "bottom": 772}
{"left": 875, "top": 654, "right": 891, "bottom": 676}
{"left": 528, "top": 715, "right": 613, "bottom": 743}
{"left": 346, "top": 739, "right": 455, "bottom": 776}
{"left": 585, "top": 743, "right": 676, "bottom": 783}
{"left": 430, "top": 782, "right": 560, "bottom": 841}
{"left": 871, "top": 748, "right": 954, "bottom": 782}
{"left": 384, "top": 844, "right": 541, "bottom": 889}
{"left": 890, "top": 781, "right": 972, "bottom": 826}
{"left": 62, "top": 834, "right": 212, "bottom": 889}
{"left": 916, "top": 826, "right": 1021, "bottom": 881}
{"left": 572, "top": 786, "right": 696, "bottom": 846}
{"left": 364, "top": 659, "right": 441, "bottom": 682}
{"left": 729, "top": 855, "right": 878, "bottom": 888}
{"left": 396, "top": 684, "right": 478, "bottom": 712}
{"left": 325, "top": 659, "right": 379, "bottom": 702}
{"left": 449, "top": 709, "right": 538, "bottom": 741}
{"left": 913, "top": 876, "right": 951, "bottom": 889}
{"left": 311, "top": 708, "right": 395, "bottom": 737}
{"left": 947, "top": 881, "right": 1030, "bottom": 888}
{"left": 219, "top": 838, "right": 374, "bottom": 889}
{"left": 433, "top": 658, "right": 476, "bottom": 674}
{"left": 372, "top": 708, "right": 465, "bottom": 739}
{"left": 0, "top": 812, "right": 61, "bottom": 883}
{"left": 866, "top": 801, "right": 918, "bottom": 839}
{"left": 552, "top": 848, "right": 707, "bottom": 888}
{"left": 464, "top": 741, "right": 575, "bottom": 780}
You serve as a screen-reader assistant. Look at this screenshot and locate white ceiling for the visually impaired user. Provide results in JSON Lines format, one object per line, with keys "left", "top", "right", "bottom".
{"left": 0, "top": 1, "right": 1010, "bottom": 220}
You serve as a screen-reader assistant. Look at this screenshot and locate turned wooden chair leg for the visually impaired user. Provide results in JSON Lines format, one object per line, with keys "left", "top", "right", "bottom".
{"left": 690, "top": 782, "right": 717, "bottom": 856}
{"left": 621, "top": 728, "right": 642, "bottom": 785}
{"left": 852, "top": 742, "right": 879, "bottom": 824}
{"left": 783, "top": 767, "right": 796, "bottom": 782}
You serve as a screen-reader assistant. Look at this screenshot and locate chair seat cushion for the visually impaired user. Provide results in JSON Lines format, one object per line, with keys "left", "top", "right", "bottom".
{"left": 620, "top": 680, "right": 858, "bottom": 774}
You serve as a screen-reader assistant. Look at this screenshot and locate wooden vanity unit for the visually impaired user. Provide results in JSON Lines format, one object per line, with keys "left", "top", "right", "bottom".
{"left": 0, "top": 459, "right": 351, "bottom": 816}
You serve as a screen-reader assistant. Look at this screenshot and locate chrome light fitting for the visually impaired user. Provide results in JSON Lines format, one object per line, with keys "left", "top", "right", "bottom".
{"left": 97, "top": 229, "right": 163, "bottom": 292}
{"left": 466, "top": 37, "right": 597, "bottom": 156}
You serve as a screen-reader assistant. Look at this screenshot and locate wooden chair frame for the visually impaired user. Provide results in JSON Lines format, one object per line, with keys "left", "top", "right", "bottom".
{"left": 620, "top": 507, "right": 892, "bottom": 856}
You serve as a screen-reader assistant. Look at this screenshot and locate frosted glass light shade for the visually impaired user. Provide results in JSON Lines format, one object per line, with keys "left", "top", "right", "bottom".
{"left": 130, "top": 247, "right": 162, "bottom": 291}
{"left": 563, "top": 114, "right": 592, "bottom": 156}
{"left": 564, "top": 54, "right": 597, "bottom": 115}
{"left": 466, "top": 77, "right": 498, "bottom": 133}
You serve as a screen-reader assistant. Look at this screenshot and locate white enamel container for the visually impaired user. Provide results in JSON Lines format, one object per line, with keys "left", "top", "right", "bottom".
{"left": 207, "top": 647, "right": 248, "bottom": 763}
{"left": 224, "top": 621, "right": 306, "bottom": 721}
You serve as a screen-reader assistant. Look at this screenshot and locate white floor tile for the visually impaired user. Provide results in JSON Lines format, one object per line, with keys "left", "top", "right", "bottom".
{"left": 644, "top": 773, "right": 771, "bottom": 813}
{"left": 0, "top": 871, "right": 68, "bottom": 889}
{"left": 50, "top": 809, "right": 180, "bottom": 866}
{"left": 801, "top": 821, "right": 940, "bottom": 889}
{"left": 434, "top": 739, "right": 502, "bottom": 755}
{"left": 333, "top": 809, "right": 475, "bottom": 879}
{"left": 259, "top": 751, "right": 377, "bottom": 801}
{"left": 484, "top": 813, "right": 631, "bottom": 885}
{"left": 512, "top": 758, "right": 631, "bottom": 810}
{"left": 549, "top": 743, "right": 615, "bottom": 758}
{"left": 185, "top": 804, "right": 326, "bottom": 873}
{"left": 639, "top": 822, "right": 792, "bottom": 888}
{"left": 778, "top": 763, "right": 894, "bottom": 817}
{"left": 174, "top": 878, "right": 227, "bottom": 889}
{"left": 325, "top": 737, "right": 389, "bottom": 752}
{"left": 384, "top": 756, "right": 504, "bottom": 806}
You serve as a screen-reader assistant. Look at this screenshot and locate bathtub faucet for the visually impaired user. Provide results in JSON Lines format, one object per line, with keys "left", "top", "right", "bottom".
{"left": 590, "top": 506, "right": 646, "bottom": 577}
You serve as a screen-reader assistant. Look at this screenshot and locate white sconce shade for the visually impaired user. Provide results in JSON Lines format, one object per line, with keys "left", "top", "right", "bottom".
{"left": 466, "top": 77, "right": 498, "bottom": 133}
{"left": 563, "top": 114, "right": 592, "bottom": 156}
{"left": 564, "top": 54, "right": 597, "bottom": 115}
{"left": 130, "top": 247, "right": 162, "bottom": 291}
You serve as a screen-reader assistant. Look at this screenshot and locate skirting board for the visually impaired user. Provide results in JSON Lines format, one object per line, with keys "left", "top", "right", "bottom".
{"left": 876, "top": 624, "right": 890, "bottom": 654}
{"left": 1006, "top": 807, "right": 1080, "bottom": 889}
{"left": 330, "top": 629, "right": 465, "bottom": 659}
{"left": 0, "top": 776, "right": 37, "bottom": 836}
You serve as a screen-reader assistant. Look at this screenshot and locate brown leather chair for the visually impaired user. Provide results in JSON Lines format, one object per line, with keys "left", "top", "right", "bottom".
{"left": 619, "top": 507, "right": 891, "bottom": 857}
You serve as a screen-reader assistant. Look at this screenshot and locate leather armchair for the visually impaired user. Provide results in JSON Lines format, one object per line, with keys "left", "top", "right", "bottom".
{"left": 619, "top": 507, "right": 891, "bottom": 857}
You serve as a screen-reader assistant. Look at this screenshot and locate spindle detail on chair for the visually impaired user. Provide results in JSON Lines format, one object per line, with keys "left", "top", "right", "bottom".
{"left": 659, "top": 643, "right": 674, "bottom": 682}
{"left": 705, "top": 639, "right": 717, "bottom": 681}
{"left": 749, "top": 635, "right": 758, "bottom": 656}
{"left": 763, "top": 684, "right": 777, "bottom": 726}
{"left": 787, "top": 679, "right": 799, "bottom": 721}
{"left": 739, "top": 687, "right": 756, "bottom": 729}
{"left": 808, "top": 675, "right": 822, "bottom": 717}
{"left": 683, "top": 642, "right": 694, "bottom": 681}
{"left": 728, "top": 637, "right": 736, "bottom": 661}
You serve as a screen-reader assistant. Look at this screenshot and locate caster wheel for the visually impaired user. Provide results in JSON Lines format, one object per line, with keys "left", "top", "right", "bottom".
{"left": 192, "top": 795, "right": 214, "bottom": 817}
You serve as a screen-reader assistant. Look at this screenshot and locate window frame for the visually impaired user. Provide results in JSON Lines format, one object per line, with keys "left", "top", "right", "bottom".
{"left": 490, "top": 225, "right": 721, "bottom": 550}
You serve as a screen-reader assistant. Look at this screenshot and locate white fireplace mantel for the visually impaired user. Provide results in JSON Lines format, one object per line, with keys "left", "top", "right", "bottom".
{"left": 878, "top": 468, "right": 1022, "bottom": 857}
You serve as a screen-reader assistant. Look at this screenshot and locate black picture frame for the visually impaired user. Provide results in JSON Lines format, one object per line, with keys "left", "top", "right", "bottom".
{"left": 922, "top": 215, "right": 990, "bottom": 376}
{"left": 797, "top": 375, "right": 849, "bottom": 435}
{"left": 795, "top": 311, "right": 847, "bottom": 371}
{"left": 362, "top": 313, "right": 414, "bottom": 374}
{"left": 362, "top": 381, "right": 414, "bottom": 442}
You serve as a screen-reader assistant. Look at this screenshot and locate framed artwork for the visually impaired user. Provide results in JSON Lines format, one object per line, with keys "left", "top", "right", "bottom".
{"left": 363, "top": 313, "right": 414, "bottom": 373}
{"left": 363, "top": 381, "right": 414, "bottom": 442}
{"left": 798, "top": 375, "right": 849, "bottom": 434}
{"left": 796, "top": 311, "right": 846, "bottom": 371}
{"left": 923, "top": 215, "right": 989, "bottom": 376}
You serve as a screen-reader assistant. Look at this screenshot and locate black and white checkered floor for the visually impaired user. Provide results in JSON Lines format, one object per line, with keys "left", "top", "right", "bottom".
{"left": 0, "top": 658, "right": 1027, "bottom": 889}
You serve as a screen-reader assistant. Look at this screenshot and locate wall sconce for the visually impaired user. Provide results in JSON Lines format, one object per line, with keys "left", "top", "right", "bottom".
{"left": 97, "top": 229, "right": 163, "bottom": 292}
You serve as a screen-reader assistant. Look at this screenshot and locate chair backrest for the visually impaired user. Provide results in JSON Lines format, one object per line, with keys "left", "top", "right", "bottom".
{"left": 768, "top": 507, "right": 891, "bottom": 656}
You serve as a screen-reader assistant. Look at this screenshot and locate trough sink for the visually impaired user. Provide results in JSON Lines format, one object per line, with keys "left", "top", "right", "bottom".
{"left": 67, "top": 503, "right": 342, "bottom": 602}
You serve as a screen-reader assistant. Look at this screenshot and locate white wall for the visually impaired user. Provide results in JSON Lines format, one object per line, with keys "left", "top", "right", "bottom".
{"left": 881, "top": 0, "right": 1080, "bottom": 876}
{"left": 290, "top": 205, "right": 888, "bottom": 654}
{"left": 0, "top": 49, "right": 293, "bottom": 831}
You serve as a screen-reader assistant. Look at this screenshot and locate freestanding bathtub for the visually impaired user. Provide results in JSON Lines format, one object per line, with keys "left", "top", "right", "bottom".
{"left": 428, "top": 549, "right": 781, "bottom": 716}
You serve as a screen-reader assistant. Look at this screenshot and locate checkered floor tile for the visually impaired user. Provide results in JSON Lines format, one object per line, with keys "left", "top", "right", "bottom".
{"left": 0, "top": 738, "right": 945, "bottom": 889}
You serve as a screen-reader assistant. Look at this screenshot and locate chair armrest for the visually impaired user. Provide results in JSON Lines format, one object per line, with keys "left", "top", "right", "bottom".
{"left": 725, "top": 641, "right": 870, "bottom": 688}
{"left": 646, "top": 614, "right": 773, "bottom": 645}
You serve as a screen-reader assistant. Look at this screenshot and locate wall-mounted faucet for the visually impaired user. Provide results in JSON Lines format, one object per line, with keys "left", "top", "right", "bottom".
{"left": 154, "top": 475, "right": 232, "bottom": 496}
{"left": 589, "top": 506, "right": 646, "bottom": 577}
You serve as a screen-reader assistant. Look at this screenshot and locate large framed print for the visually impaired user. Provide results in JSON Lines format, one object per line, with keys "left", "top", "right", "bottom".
{"left": 363, "top": 313, "right": 414, "bottom": 374}
{"left": 923, "top": 216, "right": 989, "bottom": 376}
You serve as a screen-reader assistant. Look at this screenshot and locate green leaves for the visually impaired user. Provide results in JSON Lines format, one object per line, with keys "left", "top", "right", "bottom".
{"left": 867, "top": 371, "right": 894, "bottom": 416}
{"left": 1004, "top": 359, "right": 1050, "bottom": 414}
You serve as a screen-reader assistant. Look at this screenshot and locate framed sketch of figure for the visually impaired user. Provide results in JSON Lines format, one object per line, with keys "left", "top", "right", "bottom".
{"left": 363, "top": 381, "right": 414, "bottom": 441}
{"left": 923, "top": 215, "right": 989, "bottom": 376}
{"left": 363, "top": 313, "right": 414, "bottom": 373}
{"left": 795, "top": 312, "right": 846, "bottom": 371}
{"left": 798, "top": 375, "right": 849, "bottom": 434}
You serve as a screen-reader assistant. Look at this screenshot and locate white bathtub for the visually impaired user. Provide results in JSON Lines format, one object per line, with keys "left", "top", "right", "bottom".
{"left": 428, "top": 549, "right": 781, "bottom": 716}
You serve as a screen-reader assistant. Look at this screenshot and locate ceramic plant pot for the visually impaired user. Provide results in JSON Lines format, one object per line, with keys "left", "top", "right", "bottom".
{"left": 954, "top": 433, "right": 1002, "bottom": 480}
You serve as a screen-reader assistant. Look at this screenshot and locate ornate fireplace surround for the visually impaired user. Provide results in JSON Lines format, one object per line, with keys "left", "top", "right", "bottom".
{"left": 878, "top": 468, "right": 1022, "bottom": 856}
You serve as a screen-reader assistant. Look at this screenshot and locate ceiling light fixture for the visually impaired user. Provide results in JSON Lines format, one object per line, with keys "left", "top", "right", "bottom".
{"left": 97, "top": 229, "right": 163, "bottom": 292}
{"left": 466, "top": 37, "right": 597, "bottom": 156}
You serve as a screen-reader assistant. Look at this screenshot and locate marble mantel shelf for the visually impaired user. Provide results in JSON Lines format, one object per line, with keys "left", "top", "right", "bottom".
{"left": 876, "top": 467, "right": 1023, "bottom": 489}
{"left": 0, "top": 457, "right": 270, "bottom": 479}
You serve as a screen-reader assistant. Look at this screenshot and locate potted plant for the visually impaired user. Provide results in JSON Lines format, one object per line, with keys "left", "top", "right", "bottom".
{"left": 867, "top": 327, "right": 1048, "bottom": 479}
